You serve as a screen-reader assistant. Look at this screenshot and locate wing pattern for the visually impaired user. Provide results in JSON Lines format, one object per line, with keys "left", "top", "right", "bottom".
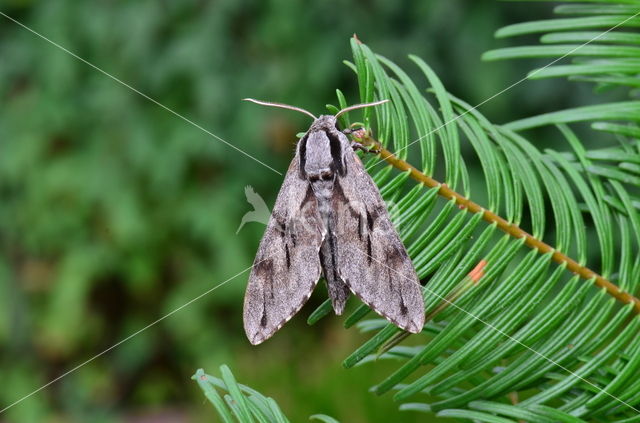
{"left": 331, "top": 149, "right": 425, "bottom": 333}
{"left": 243, "top": 156, "right": 324, "bottom": 345}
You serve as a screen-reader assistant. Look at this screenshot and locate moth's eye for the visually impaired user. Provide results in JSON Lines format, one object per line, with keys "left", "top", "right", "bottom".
{"left": 309, "top": 174, "right": 320, "bottom": 182}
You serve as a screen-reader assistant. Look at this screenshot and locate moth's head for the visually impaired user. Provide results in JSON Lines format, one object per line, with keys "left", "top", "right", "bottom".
{"left": 309, "top": 115, "right": 339, "bottom": 133}
{"left": 243, "top": 98, "right": 389, "bottom": 132}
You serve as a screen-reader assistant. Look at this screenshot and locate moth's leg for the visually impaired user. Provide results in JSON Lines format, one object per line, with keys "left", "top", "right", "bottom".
{"left": 351, "top": 141, "right": 380, "bottom": 155}
{"left": 343, "top": 126, "right": 380, "bottom": 154}
{"left": 341, "top": 126, "right": 363, "bottom": 136}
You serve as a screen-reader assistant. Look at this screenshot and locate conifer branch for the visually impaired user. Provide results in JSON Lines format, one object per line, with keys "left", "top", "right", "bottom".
{"left": 361, "top": 134, "right": 640, "bottom": 313}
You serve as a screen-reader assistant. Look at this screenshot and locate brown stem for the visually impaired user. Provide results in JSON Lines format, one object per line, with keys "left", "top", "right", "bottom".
{"left": 363, "top": 135, "right": 640, "bottom": 313}
{"left": 506, "top": 389, "right": 526, "bottom": 423}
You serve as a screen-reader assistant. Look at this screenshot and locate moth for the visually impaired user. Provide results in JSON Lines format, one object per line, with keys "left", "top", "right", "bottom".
{"left": 243, "top": 98, "right": 425, "bottom": 345}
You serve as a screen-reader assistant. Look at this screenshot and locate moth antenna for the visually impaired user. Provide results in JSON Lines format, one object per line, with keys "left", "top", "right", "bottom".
{"left": 334, "top": 99, "right": 390, "bottom": 119}
{"left": 243, "top": 98, "right": 317, "bottom": 120}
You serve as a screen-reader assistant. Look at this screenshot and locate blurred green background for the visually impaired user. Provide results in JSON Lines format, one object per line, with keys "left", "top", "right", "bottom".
{"left": 0, "top": 1, "right": 589, "bottom": 422}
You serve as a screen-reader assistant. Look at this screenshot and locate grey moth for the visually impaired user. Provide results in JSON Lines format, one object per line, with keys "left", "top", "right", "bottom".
{"left": 242, "top": 98, "right": 425, "bottom": 345}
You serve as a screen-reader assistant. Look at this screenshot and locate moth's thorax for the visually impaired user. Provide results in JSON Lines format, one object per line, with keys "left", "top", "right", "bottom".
{"left": 300, "top": 115, "right": 345, "bottom": 212}
{"left": 303, "top": 130, "right": 335, "bottom": 202}
{"left": 303, "top": 130, "right": 333, "bottom": 175}
{"left": 302, "top": 116, "right": 344, "bottom": 180}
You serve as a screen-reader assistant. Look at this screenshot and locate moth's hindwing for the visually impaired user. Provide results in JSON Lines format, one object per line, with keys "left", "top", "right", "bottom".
{"left": 243, "top": 155, "right": 324, "bottom": 345}
{"left": 332, "top": 136, "right": 425, "bottom": 333}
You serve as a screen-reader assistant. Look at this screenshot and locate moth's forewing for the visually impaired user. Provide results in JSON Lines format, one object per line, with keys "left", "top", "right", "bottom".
{"left": 243, "top": 153, "right": 324, "bottom": 345}
{"left": 330, "top": 129, "right": 425, "bottom": 333}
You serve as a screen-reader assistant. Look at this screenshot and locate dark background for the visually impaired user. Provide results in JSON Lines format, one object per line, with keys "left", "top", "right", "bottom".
{"left": 0, "top": 1, "right": 596, "bottom": 422}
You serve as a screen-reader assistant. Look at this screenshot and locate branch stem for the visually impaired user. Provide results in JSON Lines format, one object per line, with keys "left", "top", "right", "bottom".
{"left": 365, "top": 136, "right": 640, "bottom": 313}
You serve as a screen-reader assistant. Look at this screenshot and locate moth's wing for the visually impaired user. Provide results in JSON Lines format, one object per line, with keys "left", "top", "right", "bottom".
{"left": 243, "top": 157, "right": 324, "bottom": 345}
{"left": 332, "top": 150, "right": 425, "bottom": 333}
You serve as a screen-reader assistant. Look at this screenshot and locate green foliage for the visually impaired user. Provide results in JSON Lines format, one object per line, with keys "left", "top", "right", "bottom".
{"left": 304, "top": 4, "right": 640, "bottom": 421}
{"left": 2, "top": 2, "right": 529, "bottom": 422}
{"left": 2, "top": 0, "right": 638, "bottom": 422}
{"left": 193, "top": 366, "right": 338, "bottom": 423}
{"left": 483, "top": 1, "right": 640, "bottom": 130}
